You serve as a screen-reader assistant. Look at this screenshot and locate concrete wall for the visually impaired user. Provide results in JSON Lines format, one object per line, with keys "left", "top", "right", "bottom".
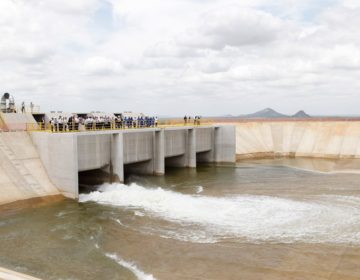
{"left": 78, "top": 133, "right": 111, "bottom": 171}
{"left": 123, "top": 130, "right": 154, "bottom": 164}
{"left": 164, "top": 128, "right": 198, "bottom": 168}
{"left": 111, "top": 133, "right": 124, "bottom": 182}
{"left": 195, "top": 126, "right": 236, "bottom": 163}
{"left": 231, "top": 121, "right": 360, "bottom": 159}
{"left": 195, "top": 127, "right": 213, "bottom": 152}
{"left": 214, "top": 125, "right": 236, "bottom": 162}
{"left": 0, "top": 132, "right": 59, "bottom": 205}
{"left": 164, "top": 129, "right": 187, "bottom": 157}
{"left": 31, "top": 132, "right": 78, "bottom": 198}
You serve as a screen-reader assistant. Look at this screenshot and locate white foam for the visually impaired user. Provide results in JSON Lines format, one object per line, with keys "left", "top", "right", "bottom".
{"left": 195, "top": 186, "right": 204, "bottom": 194}
{"left": 105, "top": 253, "right": 156, "bottom": 280}
{"left": 111, "top": 217, "right": 125, "bottom": 226}
{"left": 80, "top": 183, "right": 360, "bottom": 244}
{"left": 134, "top": 210, "right": 145, "bottom": 217}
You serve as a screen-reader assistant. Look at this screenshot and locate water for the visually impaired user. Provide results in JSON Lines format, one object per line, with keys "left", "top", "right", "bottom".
{"left": 1, "top": 159, "right": 360, "bottom": 279}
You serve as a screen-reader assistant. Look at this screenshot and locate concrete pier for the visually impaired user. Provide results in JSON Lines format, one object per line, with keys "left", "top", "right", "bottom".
{"left": 30, "top": 125, "right": 236, "bottom": 199}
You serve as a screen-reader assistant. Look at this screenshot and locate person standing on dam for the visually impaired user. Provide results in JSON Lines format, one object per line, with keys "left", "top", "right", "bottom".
{"left": 50, "top": 118, "right": 54, "bottom": 132}
{"left": 195, "top": 116, "right": 201, "bottom": 125}
{"left": 50, "top": 117, "right": 58, "bottom": 132}
{"left": 58, "top": 116, "right": 63, "bottom": 131}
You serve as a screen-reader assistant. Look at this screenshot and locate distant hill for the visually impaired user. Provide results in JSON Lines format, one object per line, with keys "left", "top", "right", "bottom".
{"left": 292, "top": 110, "right": 311, "bottom": 118}
{"left": 239, "top": 108, "right": 311, "bottom": 119}
{"left": 240, "top": 108, "right": 288, "bottom": 118}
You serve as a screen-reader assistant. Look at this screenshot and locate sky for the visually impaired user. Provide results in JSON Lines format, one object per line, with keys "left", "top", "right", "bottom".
{"left": 0, "top": 0, "right": 359, "bottom": 116}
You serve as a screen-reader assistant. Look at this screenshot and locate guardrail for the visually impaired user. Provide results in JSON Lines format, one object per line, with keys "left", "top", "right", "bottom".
{"left": 26, "top": 121, "right": 212, "bottom": 133}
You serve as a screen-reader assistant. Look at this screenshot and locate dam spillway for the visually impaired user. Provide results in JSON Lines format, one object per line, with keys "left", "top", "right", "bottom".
{"left": 30, "top": 126, "right": 236, "bottom": 199}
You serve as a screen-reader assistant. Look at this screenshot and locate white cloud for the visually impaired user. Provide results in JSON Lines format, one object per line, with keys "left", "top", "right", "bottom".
{"left": 320, "top": 44, "right": 360, "bottom": 69}
{"left": 0, "top": 0, "right": 359, "bottom": 115}
{"left": 84, "top": 56, "right": 122, "bottom": 75}
{"left": 190, "top": 7, "right": 284, "bottom": 49}
{"left": 38, "top": 0, "right": 100, "bottom": 14}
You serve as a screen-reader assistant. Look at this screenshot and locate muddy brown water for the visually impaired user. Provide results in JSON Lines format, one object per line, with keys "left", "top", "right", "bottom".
{"left": 1, "top": 158, "right": 360, "bottom": 280}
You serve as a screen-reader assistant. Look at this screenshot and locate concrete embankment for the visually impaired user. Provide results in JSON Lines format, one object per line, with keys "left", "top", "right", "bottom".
{"left": 0, "top": 132, "right": 59, "bottom": 205}
{"left": 230, "top": 121, "right": 360, "bottom": 159}
{"left": 0, "top": 267, "right": 41, "bottom": 280}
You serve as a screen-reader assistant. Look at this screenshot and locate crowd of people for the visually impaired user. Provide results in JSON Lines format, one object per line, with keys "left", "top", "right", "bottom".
{"left": 48, "top": 114, "right": 159, "bottom": 132}
{"left": 184, "top": 115, "right": 202, "bottom": 125}
{"left": 41, "top": 114, "right": 203, "bottom": 133}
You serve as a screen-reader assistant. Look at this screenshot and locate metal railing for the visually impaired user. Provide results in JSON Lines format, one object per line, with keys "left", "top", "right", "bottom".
{"left": 16, "top": 105, "right": 41, "bottom": 114}
{"left": 26, "top": 121, "right": 211, "bottom": 133}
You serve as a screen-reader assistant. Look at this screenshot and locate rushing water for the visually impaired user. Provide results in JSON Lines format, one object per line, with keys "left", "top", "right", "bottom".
{"left": 1, "top": 159, "right": 360, "bottom": 280}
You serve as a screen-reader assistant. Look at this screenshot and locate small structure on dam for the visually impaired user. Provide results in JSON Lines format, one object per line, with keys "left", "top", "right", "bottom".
{"left": 0, "top": 93, "right": 16, "bottom": 113}
{"left": 30, "top": 125, "right": 236, "bottom": 199}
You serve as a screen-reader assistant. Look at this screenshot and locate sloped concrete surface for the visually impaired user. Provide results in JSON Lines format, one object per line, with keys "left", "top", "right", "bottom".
{"left": 0, "top": 267, "right": 41, "bottom": 280}
{"left": 0, "top": 113, "right": 37, "bottom": 131}
{"left": 0, "top": 132, "right": 59, "bottom": 205}
{"left": 234, "top": 121, "right": 360, "bottom": 159}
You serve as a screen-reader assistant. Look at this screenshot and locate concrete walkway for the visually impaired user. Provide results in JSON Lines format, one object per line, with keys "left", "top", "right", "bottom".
{"left": 0, "top": 267, "right": 41, "bottom": 280}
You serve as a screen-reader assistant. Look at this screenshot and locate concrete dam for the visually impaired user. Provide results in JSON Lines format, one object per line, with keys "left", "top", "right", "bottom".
{"left": 30, "top": 126, "right": 235, "bottom": 199}
{"left": 2, "top": 113, "right": 360, "bottom": 205}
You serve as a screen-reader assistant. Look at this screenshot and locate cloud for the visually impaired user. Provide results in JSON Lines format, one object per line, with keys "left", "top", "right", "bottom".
{"left": 84, "top": 56, "right": 122, "bottom": 75}
{"left": 192, "top": 7, "right": 283, "bottom": 49}
{"left": 0, "top": 0, "right": 359, "bottom": 115}
{"left": 320, "top": 44, "right": 360, "bottom": 69}
{"left": 38, "top": 0, "right": 100, "bottom": 15}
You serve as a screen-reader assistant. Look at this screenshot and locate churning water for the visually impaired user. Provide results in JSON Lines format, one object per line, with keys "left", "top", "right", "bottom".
{"left": 80, "top": 183, "right": 360, "bottom": 244}
{"left": 1, "top": 159, "right": 360, "bottom": 280}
